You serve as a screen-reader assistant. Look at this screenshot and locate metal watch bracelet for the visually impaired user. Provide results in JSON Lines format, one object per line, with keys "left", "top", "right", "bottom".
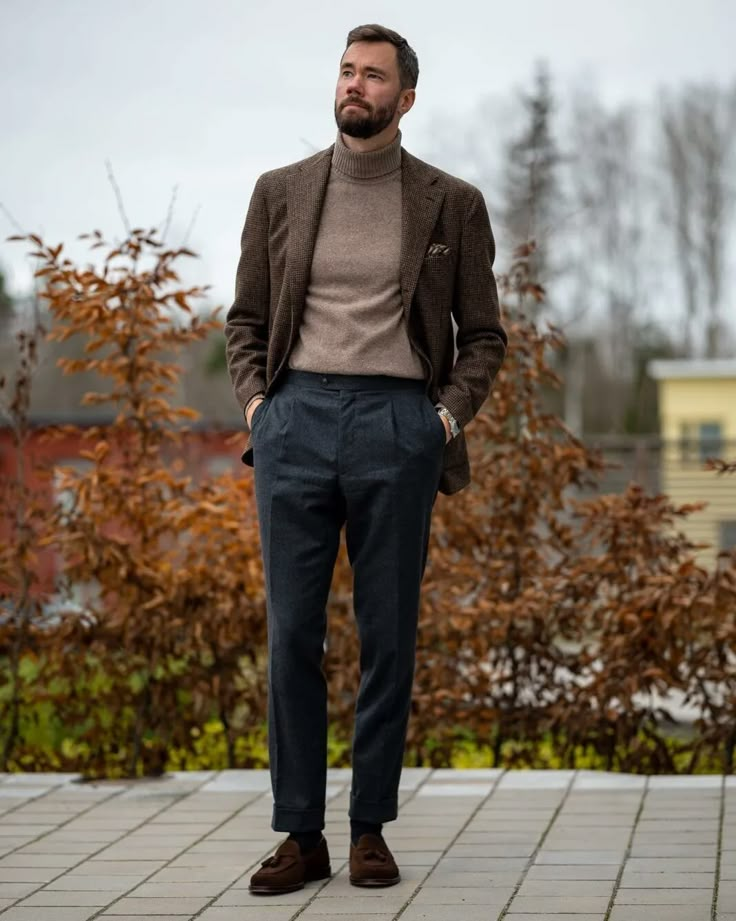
{"left": 435, "top": 404, "right": 460, "bottom": 439}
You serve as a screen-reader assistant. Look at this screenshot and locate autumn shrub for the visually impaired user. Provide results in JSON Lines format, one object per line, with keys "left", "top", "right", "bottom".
{"left": 0, "top": 319, "right": 62, "bottom": 769}
{"left": 3, "top": 229, "right": 267, "bottom": 777}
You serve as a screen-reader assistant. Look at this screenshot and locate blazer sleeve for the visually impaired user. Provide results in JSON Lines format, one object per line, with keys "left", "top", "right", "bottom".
{"left": 224, "top": 174, "right": 271, "bottom": 418}
{"left": 436, "top": 187, "right": 508, "bottom": 430}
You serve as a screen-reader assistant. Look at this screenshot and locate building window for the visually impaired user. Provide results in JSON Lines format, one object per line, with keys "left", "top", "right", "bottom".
{"left": 721, "top": 521, "right": 736, "bottom": 552}
{"left": 680, "top": 421, "right": 723, "bottom": 463}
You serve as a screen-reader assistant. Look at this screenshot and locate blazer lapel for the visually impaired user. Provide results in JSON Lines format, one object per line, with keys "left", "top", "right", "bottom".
{"left": 400, "top": 151, "right": 445, "bottom": 321}
{"left": 286, "top": 148, "right": 333, "bottom": 336}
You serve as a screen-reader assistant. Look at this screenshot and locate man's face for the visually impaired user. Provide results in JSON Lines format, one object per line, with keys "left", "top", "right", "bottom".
{"left": 334, "top": 41, "right": 411, "bottom": 139}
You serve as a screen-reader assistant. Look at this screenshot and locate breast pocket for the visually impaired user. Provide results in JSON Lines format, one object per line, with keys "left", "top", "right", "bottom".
{"left": 418, "top": 253, "right": 456, "bottom": 302}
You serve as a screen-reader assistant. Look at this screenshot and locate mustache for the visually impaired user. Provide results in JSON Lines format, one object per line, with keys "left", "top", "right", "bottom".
{"left": 342, "top": 99, "right": 369, "bottom": 110}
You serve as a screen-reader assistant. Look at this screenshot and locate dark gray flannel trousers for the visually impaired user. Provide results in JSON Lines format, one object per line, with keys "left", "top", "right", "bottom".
{"left": 250, "top": 368, "right": 446, "bottom": 832}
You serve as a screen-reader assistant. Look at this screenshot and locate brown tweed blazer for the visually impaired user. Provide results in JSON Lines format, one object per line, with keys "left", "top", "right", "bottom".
{"left": 224, "top": 141, "right": 507, "bottom": 495}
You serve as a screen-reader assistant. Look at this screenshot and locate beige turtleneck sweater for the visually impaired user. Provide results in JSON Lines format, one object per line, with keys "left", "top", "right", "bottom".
{"left": 287, "top": 129, "right": 425, "bottom": 380}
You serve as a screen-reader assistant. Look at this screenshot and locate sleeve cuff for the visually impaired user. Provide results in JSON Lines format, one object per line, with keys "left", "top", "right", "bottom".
{"left": 244, "top": 391, "right": 265, "bottom": 428}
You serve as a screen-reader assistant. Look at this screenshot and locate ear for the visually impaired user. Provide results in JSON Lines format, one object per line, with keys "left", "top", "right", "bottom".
{"left": 399, "top": 88, "right": 416, "bottom": 116}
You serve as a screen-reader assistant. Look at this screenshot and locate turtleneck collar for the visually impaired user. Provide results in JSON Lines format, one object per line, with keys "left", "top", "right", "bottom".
{"left": 332, "top": 128, "right": 402, "bottom": 180}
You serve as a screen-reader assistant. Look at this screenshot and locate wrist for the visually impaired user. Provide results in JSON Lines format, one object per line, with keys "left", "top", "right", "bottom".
{"left": 245, "top": 393, "right": 265, "bottom": 429}
{"left": 245, "top": 392, "right": 265, "bottom": 412}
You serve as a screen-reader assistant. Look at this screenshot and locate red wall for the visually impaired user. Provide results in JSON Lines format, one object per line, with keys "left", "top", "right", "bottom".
{"left": 0, "top": 425, "right": 249, "bottom": 591}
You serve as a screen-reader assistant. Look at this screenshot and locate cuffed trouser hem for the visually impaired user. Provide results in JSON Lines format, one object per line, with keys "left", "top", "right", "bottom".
{"left": 349, "top": 792, "right": 399, "bottom": 824}
{"left": 272, "top": 805, "right": 326, "bottom": 832}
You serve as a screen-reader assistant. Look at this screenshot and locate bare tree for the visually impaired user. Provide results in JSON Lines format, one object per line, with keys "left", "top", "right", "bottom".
{"left": 563, "top": 89, "right": 654, "bottom": 431}
{"left": 659, "top": 82, "right": 736, "bottom": 357}
{"left": 575, "top": 96, "right": 645, "bottom": 369}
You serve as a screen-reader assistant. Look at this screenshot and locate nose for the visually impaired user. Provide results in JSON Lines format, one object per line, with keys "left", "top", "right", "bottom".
{"left": 344, "top": 73, "right": 363, "bottom": 97}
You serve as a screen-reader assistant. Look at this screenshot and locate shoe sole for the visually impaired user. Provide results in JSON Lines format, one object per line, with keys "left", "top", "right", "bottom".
{"left": 249, "top": 865, "right": 332, "bottom": 895}
{"left": 349, "top": 874, "right": 401, "bottom": 887}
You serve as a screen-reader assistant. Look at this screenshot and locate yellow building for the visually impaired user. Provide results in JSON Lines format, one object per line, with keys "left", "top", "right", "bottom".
{"left": 648, "top": 359, "right": 736, "bottom": 565}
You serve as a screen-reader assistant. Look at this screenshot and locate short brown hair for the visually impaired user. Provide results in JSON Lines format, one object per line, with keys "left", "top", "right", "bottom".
{"left": 345, "top": 24, "right": 419, "bottom": 90}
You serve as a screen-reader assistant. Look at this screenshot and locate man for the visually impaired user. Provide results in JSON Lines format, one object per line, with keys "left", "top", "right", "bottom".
{"left": 224, "top": 23, "right": 507, "bottom": 895}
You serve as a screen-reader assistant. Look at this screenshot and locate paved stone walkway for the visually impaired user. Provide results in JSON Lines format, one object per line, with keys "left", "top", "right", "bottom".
{"left": 0, "top": 769, "right": 733, "bottom": 920}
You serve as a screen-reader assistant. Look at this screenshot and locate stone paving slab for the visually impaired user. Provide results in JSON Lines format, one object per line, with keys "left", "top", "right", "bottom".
{"left": 0, "top": 769, "right": 732, "bottom": 919}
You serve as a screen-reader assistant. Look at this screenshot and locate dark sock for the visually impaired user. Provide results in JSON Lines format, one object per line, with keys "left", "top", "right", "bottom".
{"left": 287, "top": 829, "right": 322, "bottom": 854}
{"left": 350, "top": 818, "right": 383, "bottom": 846}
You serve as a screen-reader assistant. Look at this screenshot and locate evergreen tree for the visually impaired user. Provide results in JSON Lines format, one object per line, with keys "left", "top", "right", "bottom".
{"left": 0, "top": 267, "right": 14, "bottom": 322}
{"left": 502, "top": 61, "right": 562, "bottom": 317}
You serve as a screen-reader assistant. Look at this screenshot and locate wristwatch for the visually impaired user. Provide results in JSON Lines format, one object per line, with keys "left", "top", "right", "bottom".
{"left": 435, "top": 403, "right": 460, "bottom": 439}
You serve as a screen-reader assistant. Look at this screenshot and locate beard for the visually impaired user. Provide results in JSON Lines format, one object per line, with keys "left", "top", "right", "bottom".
{"left": 334, "top": 91, "right": 401, "bottom": 139}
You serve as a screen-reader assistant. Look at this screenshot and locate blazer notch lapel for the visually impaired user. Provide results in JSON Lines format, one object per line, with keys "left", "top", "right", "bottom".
{"left": 400, "top": 155, "right": 444, "bottom": 318}
{"left": 286, "top": 151, "right": 333, "bottom": 330}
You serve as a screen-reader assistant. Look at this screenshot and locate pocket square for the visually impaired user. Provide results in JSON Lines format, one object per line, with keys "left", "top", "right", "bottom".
{"left": 425, "top": 242, "right": 451, "bottom": 258}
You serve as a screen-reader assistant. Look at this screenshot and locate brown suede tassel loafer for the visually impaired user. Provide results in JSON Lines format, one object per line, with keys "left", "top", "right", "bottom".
{"left": 349, "top": 833, "right": 400, "bottom": 887}
{"left": 249, "top": 836, "right": 331, "bottom": 894}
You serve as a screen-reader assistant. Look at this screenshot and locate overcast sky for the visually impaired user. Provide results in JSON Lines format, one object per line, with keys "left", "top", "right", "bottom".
{"left": 1, "top": 0, "right": 733, "bottom": 313}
